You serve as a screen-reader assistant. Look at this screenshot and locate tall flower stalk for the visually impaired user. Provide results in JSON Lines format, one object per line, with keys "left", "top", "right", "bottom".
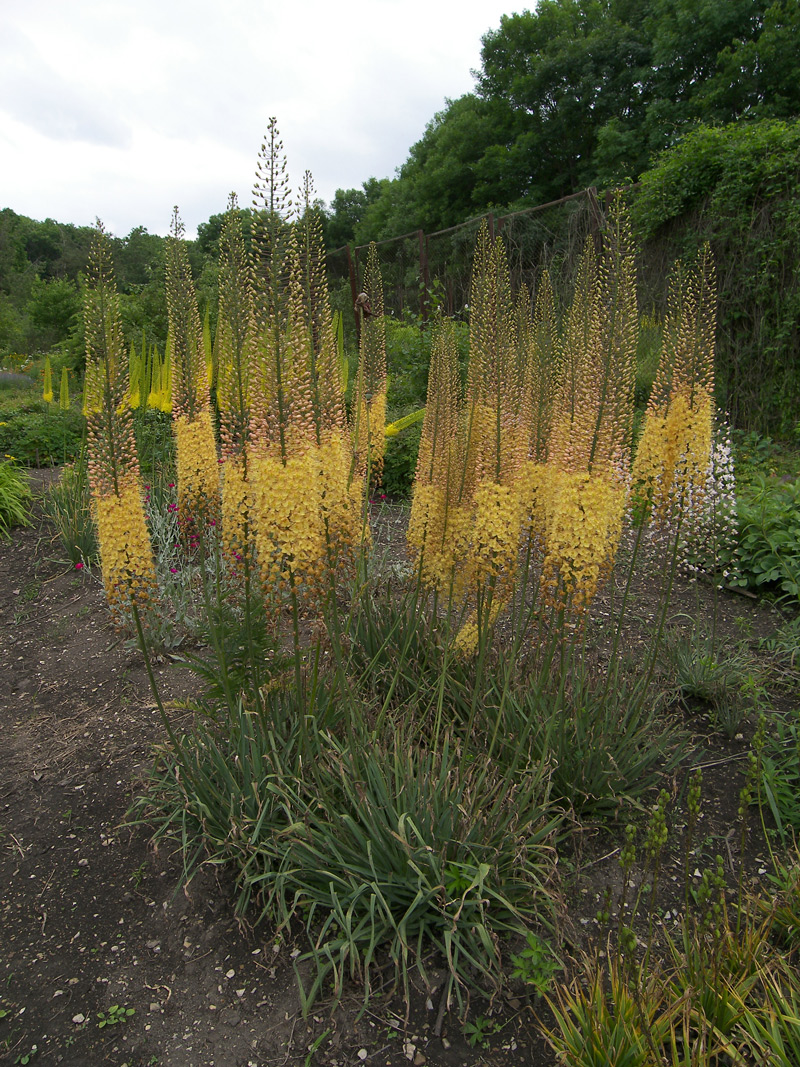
{"left": 352, "top": 243, "right": 387, "bottom": 487}
{"left": 408, "top": 222, "right": 526, "bottom": 655}
{"left": 538, "top": 202, "right": 638, "bottom": 611}
{"left": 165, "top": 207, "right": 221, "bottom": 542}
{"left": 217, "top": 194, "right": 257, "bottom": 566}
{"left": 247, "top": 126, "right": 362, "bottom": 630}
{"left": 632, "top": 244, "right": 717, "bottom": 525}
{"left": 453, "top": 223, "right": 525, "bottom": 654}
{"left": 83, "top": 223, "right": 156, "bottom": 623}
{"left": 407, "top": 315, "right": 463, "bottom": 589}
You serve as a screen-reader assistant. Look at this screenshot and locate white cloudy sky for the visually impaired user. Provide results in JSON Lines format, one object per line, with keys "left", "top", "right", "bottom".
{"left": 0, "top": 0, "right": 518, "bottom": 238}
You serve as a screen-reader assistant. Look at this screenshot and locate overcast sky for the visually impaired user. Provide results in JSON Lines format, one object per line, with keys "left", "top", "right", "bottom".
{"left": 0, "top": 0, "right": 519, "bottom": 239}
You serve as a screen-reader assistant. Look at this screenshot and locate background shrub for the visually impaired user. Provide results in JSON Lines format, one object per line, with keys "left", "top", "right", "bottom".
{"left": 724, "top": 474, "right": 800, "bottom": 607}
{"left": 633, "top": 119, "right": 800, "bottom": 436}
{"left": 0, "top": 406, "right": 85, "bottom": 466}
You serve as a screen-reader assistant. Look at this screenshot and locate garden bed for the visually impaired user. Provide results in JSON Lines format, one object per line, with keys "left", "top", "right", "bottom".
{"left": 2, "top": 476, "right": 797, "bottom": 1066}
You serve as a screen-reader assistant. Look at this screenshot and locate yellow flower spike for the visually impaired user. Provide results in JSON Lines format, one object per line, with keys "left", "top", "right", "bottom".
{"left": 250, "top": 450, "right": 326, "bottom": 602}
{"left": 82, "top": 223, "right": 158, "bottom": 622}
{"left": 632, "top": 245, "right": 716, "bottom": 524}
{"left": 468, "top": 481, "right": 524, "bottom": 587}
{"left": 352, "top": 243, "right": 387, "bottom": 486}
{"left": 353, "top": 391, "right": 387, "bottom": 484}
{"left": 408, "top": 316, "right": 465, "bottom": 591}
{"left": 238, "top": 143, "right": 366, "bottom": 624}
{"left": 59, "top": 368, "right": 70, "bottom": 411}
{"left": 221, "top": 456, "right": 250, "bottom": 563}
{"left": 453, "top": 598, "right": 506, "bottom": 660}
{"left": 43, "top": 357, "right": 53, "bottom": 404}
{"left": 95, "top": 476, "right": 157, "bottom": 621}
{"left": 174, "top": 411, "right": 221, "bottom": 528}
{"left": 541, "top": 468, "right": 626, "bottom": 610}
{"left": 407, "top": 483, "right": 449, "bottom": 586}
{"left": 166, "top": 210, "right": 221, "bottom": 538}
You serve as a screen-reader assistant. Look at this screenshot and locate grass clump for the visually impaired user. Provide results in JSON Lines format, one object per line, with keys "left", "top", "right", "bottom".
{"left": 41, "top": 452, "right": 98, "bottom": 566}
{"left": 0, "top": 460, "right": 32, "bottom": 538}
{"left": 660, "top": 625, "right": 766, "bottom": 737}
{"left": 545, "top": 772, "right": 800, "bottom": 1066}
{"left": 135, "top": 588, "right": 563, "bottom": 1016}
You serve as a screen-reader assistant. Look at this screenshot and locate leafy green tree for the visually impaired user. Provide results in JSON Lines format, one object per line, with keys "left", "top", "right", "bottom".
{"left": 353, "top": 178, "right": 412, "bottom": 246}
{"left": 478, "top": 0, "right": 654, "bottom": 200}
{"left": 0, "top": 292, "right": 27, "bottom": 355}
{"left": 324, "top": 178, "right": 385, "bottom": 248}
{"left": 360, "top": 0, "right": 800, "bottom": 237}
{"left": 393, "top": 95, "right": 509, "bottom": 231}
{"left": 114, "top": 225, "right": 164, "bottom": 289}
{"left": 26, "top": 277, "right": 81, "bottom": 350}
{"left": 645, "top": 0, "right": 800, "bottom": 130}
{"left": 196, "top": 206, "right": 253, "bottom": 258}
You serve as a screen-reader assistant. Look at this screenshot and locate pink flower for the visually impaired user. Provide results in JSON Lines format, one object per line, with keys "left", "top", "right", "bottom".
{"left": 75, "top": 562, "right": 84, "bottom": 570}
{"left": 168, "top": 482, "right": 175, "bottom": 488}
{"left": 170, "top": 567, "right": 178, "bottom": 574}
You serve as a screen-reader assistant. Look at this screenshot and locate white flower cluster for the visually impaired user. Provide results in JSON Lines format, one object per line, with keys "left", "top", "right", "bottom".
{"left": 677, "top": 418, "right": 739, "bottom": 582}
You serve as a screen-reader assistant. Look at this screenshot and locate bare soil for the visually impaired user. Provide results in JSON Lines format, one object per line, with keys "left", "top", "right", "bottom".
{"left": 0, "top": 474, "right": 793, "bottom": 1067}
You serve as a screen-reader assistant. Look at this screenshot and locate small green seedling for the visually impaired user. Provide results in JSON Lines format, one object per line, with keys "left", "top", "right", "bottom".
{"left": 510, "top": 931, "right": 562, "bottom": 996}
{"left": 97, "top": 1004, "right": 135, "bottom": 1028}
{"left": 463, "top": 1015, "right": 502, "bottom": 1049}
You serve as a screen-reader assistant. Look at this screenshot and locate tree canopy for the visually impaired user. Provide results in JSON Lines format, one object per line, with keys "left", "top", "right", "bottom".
{"left": 327, "top": 0, "right": 800, "bottom": 242}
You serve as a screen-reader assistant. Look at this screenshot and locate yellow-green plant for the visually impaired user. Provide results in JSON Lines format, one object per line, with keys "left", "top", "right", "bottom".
{"left": 165, "top": 207, "right": 221, "bottom": 538}
{"left": 352, "top": 242, "right": 387, "bottom": 486}
{"left": 143, "top": 341, "right": 171, "bottom": 413}
{"left": 246, "top": 131, "right": 361, "bottom": 625}
{"left": 216, "top": 193, "right": 257, "bottom": 566}
{"left": 538, "top": 202, "right": 638, "bottom": 611}
{"left": 82, "top": 223, "right": 156, "bottom": 622}
{"left": 42, "top": 356, "right": 53, "bottom": 403}
{"left": 0, "top": 460, "right": 31, "bottom": 538}
{"left": 632, "top": 244, "right": 717, "bottom": 523}
{"left": 58, "top": 367, "right": 70, "bottom": 410}
{"left": 127, "top": 332, "right": 151, "bottom": 410}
